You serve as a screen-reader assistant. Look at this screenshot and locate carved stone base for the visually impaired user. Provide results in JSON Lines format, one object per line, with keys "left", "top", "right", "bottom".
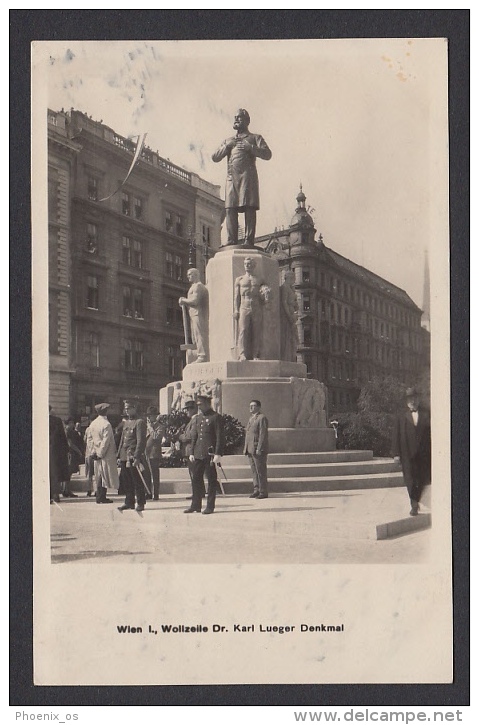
{"left": 182, "top": 359, "right": 307, "bottom": 381}
{"left": 160, "top": 370, "right": 329, "bottom": 433}
{"left": 268, "top": 428, "right": 336, "bottom": 453}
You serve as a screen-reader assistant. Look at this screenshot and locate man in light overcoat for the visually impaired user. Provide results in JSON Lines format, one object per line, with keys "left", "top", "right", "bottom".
{"left": 89, "top": 402, "right": 119, "bottom": 504}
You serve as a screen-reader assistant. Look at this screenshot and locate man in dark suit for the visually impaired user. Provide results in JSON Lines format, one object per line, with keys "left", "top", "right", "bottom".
{"left": 186, "top": 394, "right": 225, "bottom": 515}
{"left": 244, "top": 399, "right": 269, "bottom": 499}
{"left": 49, "top": 406, "right": 70, "bottom": 503}
{"left": 391, "top": 387, "right": 431, "bottom": 516}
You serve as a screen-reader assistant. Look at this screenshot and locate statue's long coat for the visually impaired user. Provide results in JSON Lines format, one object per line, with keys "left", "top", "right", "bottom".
{"left": 212, "top": 132, "right": 272, "bottom": 210}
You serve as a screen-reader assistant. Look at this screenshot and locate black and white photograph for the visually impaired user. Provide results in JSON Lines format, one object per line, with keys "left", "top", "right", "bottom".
{"left": 30, "top": 34, "right": 453, "bottom": 688}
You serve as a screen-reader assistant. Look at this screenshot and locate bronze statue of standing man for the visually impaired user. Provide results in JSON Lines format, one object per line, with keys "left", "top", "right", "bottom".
{"left": 212, "top": 109, "right": 272, "bottom": 248}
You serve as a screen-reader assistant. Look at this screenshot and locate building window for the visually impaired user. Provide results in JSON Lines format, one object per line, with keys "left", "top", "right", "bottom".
{"left": 86, "top": 275, "right": 99, "bottom": 309}
{"left": 202, "top": 224, "right": 212, "bottom": 246}
{"left": 133, "top": 239, "right": 143, "bottom": 268}
{"left": 122, "top": 236, "right": 143, "bottom": 268}
{"left": 87, "top": 176, "right": 99, "bottom": 202}
{"left": 125, "top": 339, "right": 144, "bottom": 371}
{"left": 302, "top": 268, "right": 311, "bottom": 283}
{"left": 166, "top": 251, "right": 174, "bottom": 278}
{"left": 166, "top": 297, "right": 183, "bottom": 327}
{"left": 345, "top": 308, "right": 350, "bottom": 325}
{"left": 86, "top": 223, "right": 98, "bottom": 254}
{"left": 175, "top": 214, "right": 184, "bottom": 237}
{"left": 122, "top": 236, "right": 131, "bottom": 265}
{"left": 122, "top": 192, "right": 131, "bottom": 216}
{"left": 122, "top": 286, "right": 144, "bottom": 319}
{"left": 165, "top": 252, "right": 184, "bottom": 281}
{"left": 303, "top": 294, "right": 311, "bottom": 312}
{"left": 320, "top": 272, "right": 325, "bottom": 288}
{"left": 303, "top": 326, "right": 312, "bottom": 346}
{"left": 168, "top": 345, "right": 183, "bottom": 377}
{"left": 134, "top": 196, "right": 143, "bottom": 220}
{"left": 89, "top": 332, "right": 100, "bottom": 368}
{"left": 174, "top": 254, "right": 184, "bottom": 281}
{"left": 165, "top": 211, "right": 173, "bottom": 233}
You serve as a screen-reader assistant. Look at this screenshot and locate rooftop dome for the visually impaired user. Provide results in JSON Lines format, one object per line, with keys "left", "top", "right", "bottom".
{"left": 291, "top": 184, "right": 314, "bottom": 228}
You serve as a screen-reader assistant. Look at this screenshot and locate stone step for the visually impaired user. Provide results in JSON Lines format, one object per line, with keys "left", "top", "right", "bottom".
{"left": 224, "top": 450, "right": 374, "bottom": 465}
{"left": 68, "top": 470, "right": 404, "bottom": 496}
{"left": 220, "top": 459, "right": 399, "bottom": 479}
{"left": 155, "top": 471, "right": 404, "bottom": 494}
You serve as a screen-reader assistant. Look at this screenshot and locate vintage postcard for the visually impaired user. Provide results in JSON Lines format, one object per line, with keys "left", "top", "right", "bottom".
{"left": 31, "top": 38, "right": 451, "bottom": 686}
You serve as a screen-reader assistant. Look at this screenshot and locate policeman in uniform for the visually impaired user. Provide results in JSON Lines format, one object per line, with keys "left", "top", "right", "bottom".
{"left": 145, "top": 405, "right": 164, "bottom": 501}
{"left": 117, "top": 400, "right": 148, "bottom": 512}
{"left": 185, "top": 394, "right": 225, "bottom": 515}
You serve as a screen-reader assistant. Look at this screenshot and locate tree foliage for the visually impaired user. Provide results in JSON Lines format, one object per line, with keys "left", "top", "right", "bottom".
{"left": 334, "top": 375, "right": 430, "bottom": 457}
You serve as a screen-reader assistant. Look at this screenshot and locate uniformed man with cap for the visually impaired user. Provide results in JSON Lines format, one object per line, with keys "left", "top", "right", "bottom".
{"left": 117, "top": 400, "right": 148, "bottom": 512}
{"left": 145, "top": 405, "right": 164, "bottom": 501}
{"left": 89, "top": 402, "right": 119, "bottom": 503}
{"left": 391, "top": 386, "right": 431, "bottom": 516}
{"left": 186, "top": 394, "right": 225, "bottom": 514}
{"left": 176, "top": 399, "right": 206, "bottom": 500}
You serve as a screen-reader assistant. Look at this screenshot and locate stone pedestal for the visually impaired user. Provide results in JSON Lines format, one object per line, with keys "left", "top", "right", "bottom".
{"left": 159, "top": 245, "right": 336, "bottom": 453}
{"left": 206, "top": 246, "right": 280, "bottom": 361}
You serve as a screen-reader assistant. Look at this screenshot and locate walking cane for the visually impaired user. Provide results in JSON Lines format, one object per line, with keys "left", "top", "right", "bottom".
{"left": 136, "top": 464, "right": 152, "bottom": 497}
{"left": 208, "top": 447, "right": 226, "bottom": 496}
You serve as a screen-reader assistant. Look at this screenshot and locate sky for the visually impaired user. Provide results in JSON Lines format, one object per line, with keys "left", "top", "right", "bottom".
{"left": 38, "top": 38, "right": 449, "bottom": 309}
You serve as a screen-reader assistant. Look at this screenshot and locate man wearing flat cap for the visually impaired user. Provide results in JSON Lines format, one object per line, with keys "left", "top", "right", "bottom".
{"left": 145, "top": 405, "right": 164, "bottom": 501}
{"left": 186, "top": 394, "right": 225, "bottom": 514}
{"left": 88, "top": 403, "right": 119, "bottom": 504}
{"left": 392, "top": 386, "right": 431, "bottom": 516}
{"left": 117, "top": 400, "right": 148, "bottom": 512}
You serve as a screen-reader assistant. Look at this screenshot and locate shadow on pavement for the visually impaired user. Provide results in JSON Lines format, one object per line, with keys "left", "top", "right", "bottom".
{"left": 51, "top": 550, "right": 152, "bottom": 563}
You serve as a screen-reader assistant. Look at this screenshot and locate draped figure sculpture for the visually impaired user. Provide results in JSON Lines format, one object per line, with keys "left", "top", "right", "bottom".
{"left": 280, "top": 270, "right": 299, "bottom": 362}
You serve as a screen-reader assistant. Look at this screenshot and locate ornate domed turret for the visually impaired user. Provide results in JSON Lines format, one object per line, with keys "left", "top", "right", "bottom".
{"left": 289, "top": 185, "right": 316, "bottom": 246}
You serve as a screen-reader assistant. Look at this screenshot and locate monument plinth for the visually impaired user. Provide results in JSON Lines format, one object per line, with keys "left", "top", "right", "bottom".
{"left": 207, "top": 247, "right": 280, "bottom": 361}
{"left": 159, "top": 248, "right": 335, "bottom": 452}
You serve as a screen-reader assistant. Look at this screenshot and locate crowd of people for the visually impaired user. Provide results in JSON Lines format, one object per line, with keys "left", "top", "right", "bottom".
{"left": 49, "top": 393, "right": 266, "bottom": 515}
{"left": 49, "top": 385, "right": 430, "bottom": 517}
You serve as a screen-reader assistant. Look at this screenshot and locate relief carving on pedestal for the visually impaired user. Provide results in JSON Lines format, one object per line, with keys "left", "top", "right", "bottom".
{"left": 170, "top": 379, "right": 222, "bottom": 414}
{"left": 291, "top": 378, "right": 327, "bottom": 428}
